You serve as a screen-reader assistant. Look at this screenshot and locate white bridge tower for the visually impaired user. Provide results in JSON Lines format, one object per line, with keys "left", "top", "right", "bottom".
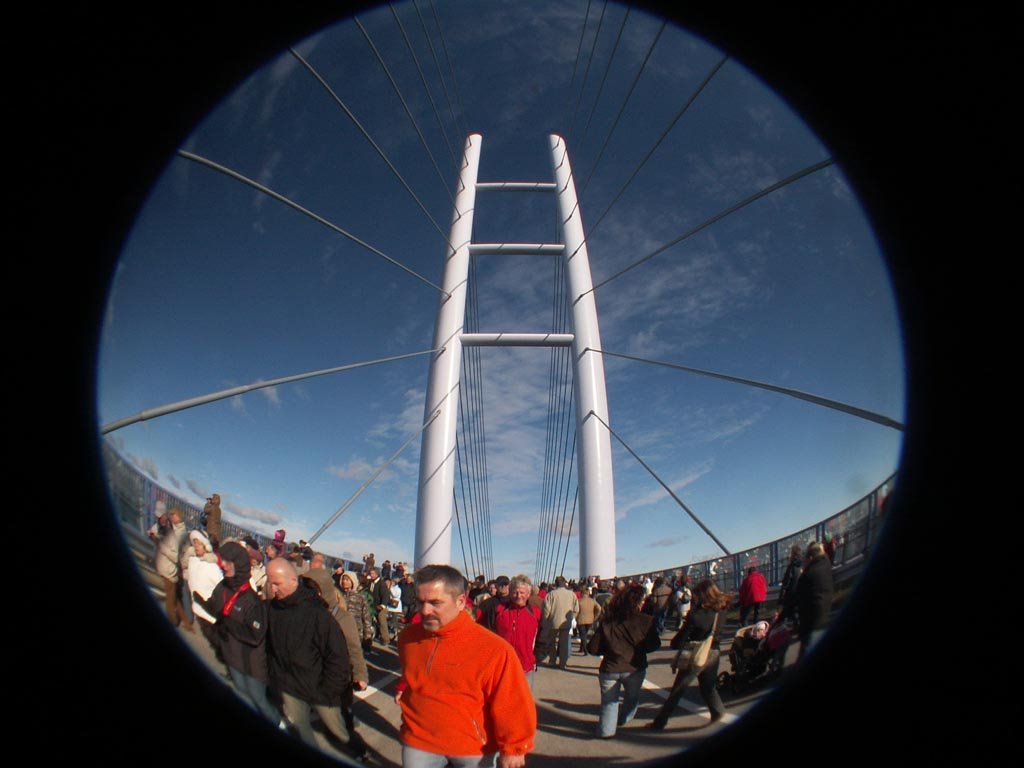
{"left": 415, "top": 134, "right": 616, "bottom": 580}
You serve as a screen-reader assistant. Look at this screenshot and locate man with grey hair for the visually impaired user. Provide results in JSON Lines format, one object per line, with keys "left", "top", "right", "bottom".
{"left": 398, "top": 564, "right": 535, "bottom": 767}
{"left": 487, "top": 575, "right": 543, "bottom": 691}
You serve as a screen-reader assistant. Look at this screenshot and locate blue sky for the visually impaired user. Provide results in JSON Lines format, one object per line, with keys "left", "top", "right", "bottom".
{"left": 97, "top": 0, "right": 904, "bottom": 580}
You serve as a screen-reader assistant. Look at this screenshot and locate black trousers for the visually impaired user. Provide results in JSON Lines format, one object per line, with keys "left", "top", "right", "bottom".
{"left": 653, "top": 649, "right": 725, "bottom": 724}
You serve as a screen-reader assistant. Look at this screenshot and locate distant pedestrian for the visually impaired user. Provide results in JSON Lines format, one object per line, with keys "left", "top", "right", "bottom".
{"left": 542, "top": 576, "right": 579, "bottom": 669}
{"left": 576, "top": 587, "right": 602, "bottom": 656}
{"left": 202, "top": 493, "right": 222, "bottom": 547}
{"left": 795, "top": 541, "right": 834, "bottom": 659}
{"left": 777, "top": 544, "right": 803, "bottom": 622}
{"left": 738, "top": 567, "right": 768, "bottom": 626}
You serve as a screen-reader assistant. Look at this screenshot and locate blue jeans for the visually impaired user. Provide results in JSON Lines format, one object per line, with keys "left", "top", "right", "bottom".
{"left": 598, "top": 668, "right": 646, "bottom": 737}
{"left": 402, "top": 745, "right": 497, "bottom": 768}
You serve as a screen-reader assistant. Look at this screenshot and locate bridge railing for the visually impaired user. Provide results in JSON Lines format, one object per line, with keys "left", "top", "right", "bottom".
{"left": 619, "top": 473, "right": 895, "bottom": 593}
{"left": 101, "top": 439, "right": 365, "bottom": 572}
{"left": 103, "top": 436, "right": 894, "bottom": 588}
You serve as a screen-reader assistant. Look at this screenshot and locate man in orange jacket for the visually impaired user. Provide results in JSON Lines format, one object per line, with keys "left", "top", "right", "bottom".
{"left": 397, "top": 564, "right": 536, "bottom": 768}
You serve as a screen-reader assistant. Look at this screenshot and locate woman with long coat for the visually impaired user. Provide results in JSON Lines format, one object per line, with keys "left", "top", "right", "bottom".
{"left": 588, "top": 584, "right": 661, "bottom": 738}
{"left": 648, "top": 579, "right": 729, "bottom": 729}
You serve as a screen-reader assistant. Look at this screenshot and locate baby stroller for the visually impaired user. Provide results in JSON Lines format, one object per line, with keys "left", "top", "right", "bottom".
{"left": 718, "top": 617, "right": 793, "bottom": 693}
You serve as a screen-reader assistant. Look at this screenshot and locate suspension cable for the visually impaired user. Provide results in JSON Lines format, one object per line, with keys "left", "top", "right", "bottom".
{"left": 177, "top": 151, "right": 448, "bottom": 298}
{"left": 289, "top": 47, "right": 456, "bottom": 252}
{"left": 588, "top": 410, "right": 731, "bottom": 556}
{"left": 593, "top": 349, "right": 904, "bottom": 430}
{"left": 583, "top": 55, "right": 728, "bottom": 239}
{"left": 563, "top": 0, "right": 593, "bottom": 134}
{"left": 307, "top": 409, "right": 441, "bottom": 545}
{"left": 578, "top": 19, "right": 666, "bottom": 199}
{"left": 354, "top": 16, "right": 455, "bottom": 203}
{"left": 567, "top": 0, "right": 609, "bottom": 145}
{"left": 580, "top": 157, "right": 835, "bottom": 298}
{"left": 578, "top": 3, "right": 632, "bottom": 149}
{"left": 558, "top": 484, "right": 579, "bottom": 579}
{"left": 428, "top": 0, "right": 470, "bottom": 143}
{"left": 389, "top": 2, "right": 459, "bottom": 173}
{"left": 101, "top": 348, "right": 443, "bottom": 434}
{"left": 452, "top": 487, "right": 471, "bottom": 578}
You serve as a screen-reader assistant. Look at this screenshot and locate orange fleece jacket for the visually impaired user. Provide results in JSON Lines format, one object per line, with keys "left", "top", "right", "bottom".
{"left": 398, "top": 609, "right": 536, "bottom": 757}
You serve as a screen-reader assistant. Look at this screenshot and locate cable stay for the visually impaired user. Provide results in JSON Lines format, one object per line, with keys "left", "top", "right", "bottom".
{"left": 354, "top": 16, "right": 456, "bottom": 204}
{"left": 388, "top": 2, "right": 459, "bottom": 174}
{"left": 100, "top": 348, "right": 443, "bottom": 434}
{"left": 593, "top": 349, "right": 905, "bottom": 431}
{"left": 455, "top": 434, "right": 481, "bottom": 578}
{"left": 579, "top": 157, "right": 836, "bottom": 299}
{"left": 587, "top": 410, "right": 732, "bottom": 557}
{"left": 578, "top": 19, "right": 666, "bottom": 199}
{"left": 557, "top": 486, "right": 579, "bottom": 580}
{"left": 426, "top": 0, "right": 470, "bottom": 144}
{"left": 289, "top": 48, "right": 457, "bottom": 254}
{"left": 567, "top": 0, "right": 609, "bottom": 146}
{"left": 412, "top": 0, "right": 464, "bottom": 148}
{"left": 583, "top": 55, "right": 728, "bottom": 241}
{"left": 177, "top": 151, "right": 448, "bottom": 298}
{"left": 578, "top": 3, "right": 632, "bottom": 149}
{"left": 562, "top": 0, "right": 593, "bottom": 135}
{"left": 308, "top": 409, "right": 441, "bottom": 546}
{"left": 452, "top": 488, "right": 471, "bottom": 579}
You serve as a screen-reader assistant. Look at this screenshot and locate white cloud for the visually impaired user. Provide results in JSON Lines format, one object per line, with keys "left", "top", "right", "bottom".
{"left": 258, "top": 383, "right": 282, "bottom": 407}
{"left": 617, "top": 460, "right": 714, "bottom": 520}
{"left": 224, "top": 500, "right": 283, "bottom": 526}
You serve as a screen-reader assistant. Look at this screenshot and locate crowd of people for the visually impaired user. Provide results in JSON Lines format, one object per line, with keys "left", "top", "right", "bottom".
{"left": 148, "top": 496, "right": 837, "bottom": 766}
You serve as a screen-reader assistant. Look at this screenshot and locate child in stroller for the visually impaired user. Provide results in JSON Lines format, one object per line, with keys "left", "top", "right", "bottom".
{"left": 718, "top": 614, "right": 793, "bottom": 693}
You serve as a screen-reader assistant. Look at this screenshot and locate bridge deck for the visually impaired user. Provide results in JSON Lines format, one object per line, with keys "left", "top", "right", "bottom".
{"left": 173, "top": 603, "right": 798, "bottom": 767}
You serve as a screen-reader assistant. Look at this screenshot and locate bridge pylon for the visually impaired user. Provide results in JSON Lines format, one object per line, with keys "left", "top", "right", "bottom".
{"left": 414, "top": 133, "right": 616, "bottom": 581}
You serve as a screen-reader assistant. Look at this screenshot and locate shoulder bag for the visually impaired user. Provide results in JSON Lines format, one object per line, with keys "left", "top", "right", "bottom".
{"left": 671, "top": 611, "right": 718, "bottom": 673}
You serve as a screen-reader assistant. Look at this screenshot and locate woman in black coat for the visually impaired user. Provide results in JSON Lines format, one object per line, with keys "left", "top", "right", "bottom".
{"left": 648, "top": 579, "right": 729, "bottom": 729}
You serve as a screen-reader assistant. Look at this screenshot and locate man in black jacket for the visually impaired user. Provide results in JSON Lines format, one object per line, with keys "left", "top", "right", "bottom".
{"left": 265, "top": 558, "right": 365, "bottom": 760}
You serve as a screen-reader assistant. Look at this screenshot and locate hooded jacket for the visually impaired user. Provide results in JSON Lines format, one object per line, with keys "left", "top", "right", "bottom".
{"left": 206, "top": 542, "right": 268, "bottom": 681}
{"left": 266, "top": 579, "right": 351, "bottom": 705}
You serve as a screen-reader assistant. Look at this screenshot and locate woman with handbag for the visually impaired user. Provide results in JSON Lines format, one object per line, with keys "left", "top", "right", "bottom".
{"left": 589, "top": 584, "right": 661, "bottom": 738}
{"left": 647, "top": 579, "right": 730, "bottom": 730}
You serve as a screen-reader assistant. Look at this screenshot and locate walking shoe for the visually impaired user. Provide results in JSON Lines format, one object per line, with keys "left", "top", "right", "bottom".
{"left": 647, "top": 720, "right": 667, "bottom": 731}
